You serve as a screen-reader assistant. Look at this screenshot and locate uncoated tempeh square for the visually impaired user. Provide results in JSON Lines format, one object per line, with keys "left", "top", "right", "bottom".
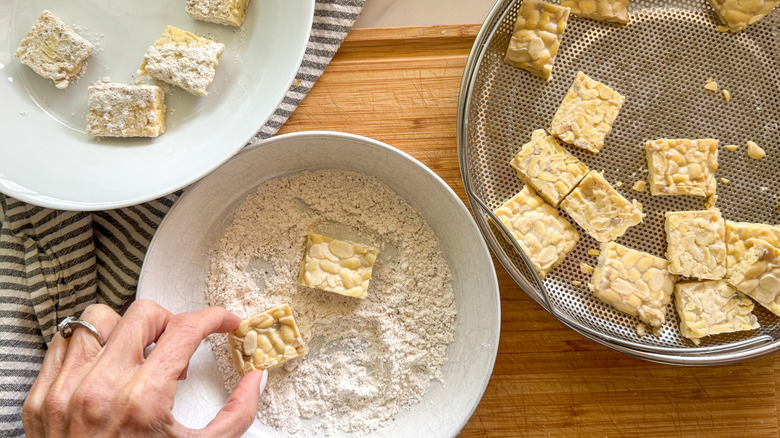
{"left": 664, "top": 209, "right": 727, "bottom": 280}
{"left": 140, "top": 25, "right": 225, "bottom": 96}
{"left": 504, "top": 0, "right": 570, "bottom": 81}
{"left": 708, "top": 0, "right": 780, "bottom": 32}
{"left": 589, "top": 241, "right": 676, "bottom": 327}
{"left": 186, "top": 0, "right": 251, "bottom": 27}
{"left": 560, "top": 171, "right": 643, "bottom": 243}
{"left": 675, "top": 280, "right": 758, "bottom": 345}
{"left": 727, "top": 239, "right": 780, "bottom": 316}
{"left": 560, "top": 0, "right": 630, "bottom": 23}
{"left": 494, "top": 185, "right": 579, "bottom": 278}
{"left": 228, "top": 304, "right": 307, "bottom": 375}
{"left": 725, "top": 221, "right": 780, "bottom": 277}
{"left": 645, "top": 138, "right": 719, "bottom": 197}
{"left": 550, "top": 71, "right": 626, "bottom": 153}
{"left": 298, "top": 233, "right": 379, "bottom": 299}
{"left": 14, "top": 10, "right": 94, "bottom": 89}
{"left": 509, "top": 129, "right": 589, "bottom": 207}
{"left": 86, "top": 80, "right": 166, "bottom": 138}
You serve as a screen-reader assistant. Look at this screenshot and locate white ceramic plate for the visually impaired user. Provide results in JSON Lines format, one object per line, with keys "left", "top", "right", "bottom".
{"left": 0, "top": 0, "right": 313, "bottom": 210}
{"left": 136, "top": 132, "right": 501, "bottom": 437}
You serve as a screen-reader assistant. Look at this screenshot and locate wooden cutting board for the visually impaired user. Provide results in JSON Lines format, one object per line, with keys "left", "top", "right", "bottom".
{"left": 278, "top": 25, "right": 779, "bottom": 437}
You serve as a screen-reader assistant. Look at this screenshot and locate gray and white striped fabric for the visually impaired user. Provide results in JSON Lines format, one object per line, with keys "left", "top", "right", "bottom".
{"left": 0, "top": 1, "right": 364, "bottom": 435}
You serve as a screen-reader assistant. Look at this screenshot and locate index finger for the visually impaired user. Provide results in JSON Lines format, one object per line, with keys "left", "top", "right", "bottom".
{"left": 137, "top": 306, "right": 240, "bottom": 397}
{"left": 22, "top": 334, "right": 69, "bottom": 438}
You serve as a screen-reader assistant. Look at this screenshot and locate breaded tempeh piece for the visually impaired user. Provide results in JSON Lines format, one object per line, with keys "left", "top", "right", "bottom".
{"left": 15, "top": 10, "right": 94, "bottom": 89}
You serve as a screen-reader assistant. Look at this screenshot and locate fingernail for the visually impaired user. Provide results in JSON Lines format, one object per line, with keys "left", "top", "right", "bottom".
{"left": 258, "top": 369, "right": 268, "bottom": 395}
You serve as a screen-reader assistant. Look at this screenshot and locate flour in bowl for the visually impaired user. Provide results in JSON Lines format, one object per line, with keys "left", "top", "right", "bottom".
{"left": 205, "top": 170, "right": 457, "bottom": 436}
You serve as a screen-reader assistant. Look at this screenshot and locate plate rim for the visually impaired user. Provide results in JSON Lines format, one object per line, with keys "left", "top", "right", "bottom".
{"left": 0, "top": 0, "right": 315, "bottom": 211}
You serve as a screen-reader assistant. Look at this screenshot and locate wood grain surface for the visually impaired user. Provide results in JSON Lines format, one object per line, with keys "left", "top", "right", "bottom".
{"left": 278, "top": 24, "right": 778, "bottom": 438}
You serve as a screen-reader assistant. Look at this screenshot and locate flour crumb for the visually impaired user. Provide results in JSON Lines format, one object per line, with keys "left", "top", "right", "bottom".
{"left": 746, "top": 141, "right": 765, "bottom": 160}
{"left": 205, "top": 170, "right": 457, "bottom": 436}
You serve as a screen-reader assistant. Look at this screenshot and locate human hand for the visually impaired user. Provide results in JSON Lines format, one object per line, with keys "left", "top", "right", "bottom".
{"left": 22, "top": 300, "right": 267, "bottom": 437}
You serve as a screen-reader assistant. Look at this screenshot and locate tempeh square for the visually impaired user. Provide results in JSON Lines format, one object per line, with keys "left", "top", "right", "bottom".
{"left": 228, "top": 304, "right": 307, "bottom": 374}
{"left": 560, "top": 171, "right": 643, "bottom": 243}
{"left": 708, "top": 0, "right": 780, "bottom": 32}
{"left": 509, "top": 129, "right": 589, "bottom": 207}
{"left": 645, "top": 138, "right": 719, "bottom": 197}
{"left": 560, "top": 0, "right": 630, "bottom": 23}
{"left": 664, "top": 209, "right": 726, "bottom": 280}
{"left": 504, "top": 0, "right": 571, "bottom": 80}
{"left": 14, "top": 10, "right": 94, "bottom": 89}
{"left": 589, "top": 241, "right": 676, "bottom": 327}
{"left": 298, "top": 233, "right": 379, "bottom": 299}
{"left": 140, "top": 25, "right": 225, "bottom": 96}
{"left": 550, "top": 71, "right": 626, "bottom": 153}
{"left": 728, "top": 239, "right": 780, "bottom": 316}
{"left": 87, "top": 80, "right": 166, "bottom": 138}
{"left": 186, "top": 0, "right": 251, "bottom": 27}
{"left": 675, "top": 280, "right": 758, "bottom": 345}
{"left": 725, "top": 221, "right": 780, "bottom": 277}
{"left": 494, "top": 185, "right": 579, "bottom": 278}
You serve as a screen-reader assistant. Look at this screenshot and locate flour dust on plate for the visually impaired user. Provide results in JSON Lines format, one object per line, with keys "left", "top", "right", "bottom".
{"left": 205, "top": 169, "right": 457, "bottom": 436}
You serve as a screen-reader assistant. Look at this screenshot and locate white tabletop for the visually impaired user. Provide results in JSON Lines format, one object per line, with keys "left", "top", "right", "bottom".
{"left": 354, "top": 0, "right": 497, "bottom": 28}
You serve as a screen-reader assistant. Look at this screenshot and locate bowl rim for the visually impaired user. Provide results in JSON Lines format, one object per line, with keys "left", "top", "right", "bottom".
{"left": 139, "top": 130, "right": 501, "bottom": 437}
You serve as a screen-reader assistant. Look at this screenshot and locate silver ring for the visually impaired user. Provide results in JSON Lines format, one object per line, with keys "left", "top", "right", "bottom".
{"left": 57, "top": 316, "right": 105, "bottom": 347}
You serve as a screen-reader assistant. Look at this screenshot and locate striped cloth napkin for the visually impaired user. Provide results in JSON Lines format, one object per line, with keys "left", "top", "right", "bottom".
{"left": 0, "top": 0, "right": 364, "bottom": 435}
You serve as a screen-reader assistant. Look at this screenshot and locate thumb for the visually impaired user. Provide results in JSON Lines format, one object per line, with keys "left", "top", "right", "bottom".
{"left": 185, "top": 369, "right": 267, "bottom": 438}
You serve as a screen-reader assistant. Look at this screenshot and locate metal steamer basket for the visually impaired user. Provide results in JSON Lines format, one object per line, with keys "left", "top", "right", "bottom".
{"left": 458, "top": 0, "right": 780, "bottom": 364}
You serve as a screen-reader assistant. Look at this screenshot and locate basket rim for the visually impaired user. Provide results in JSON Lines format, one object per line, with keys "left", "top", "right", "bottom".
{"left": 455, "top": 0, "right": 780, "bottom": 365}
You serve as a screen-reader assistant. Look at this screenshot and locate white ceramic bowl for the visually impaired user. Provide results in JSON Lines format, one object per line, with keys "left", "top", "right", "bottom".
{"left": 136, "top": 131, "right": 500, "bottom": 437}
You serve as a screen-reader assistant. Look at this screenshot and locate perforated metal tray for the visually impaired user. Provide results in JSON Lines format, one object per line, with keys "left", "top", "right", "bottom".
{"left": 457, "top": 0, "right": 780, "bottom": 365}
